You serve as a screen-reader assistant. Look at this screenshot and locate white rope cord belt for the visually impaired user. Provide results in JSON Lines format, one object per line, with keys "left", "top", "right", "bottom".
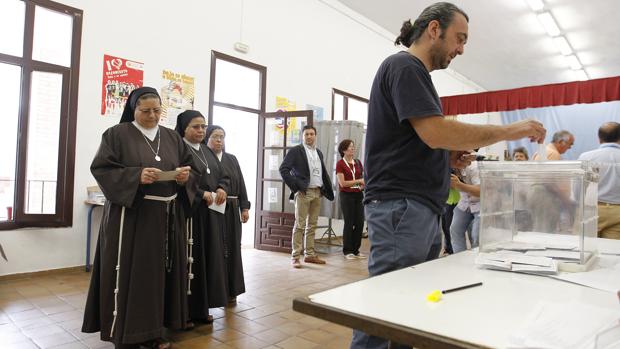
{"left": 109, "top": 193, "right": 177, "bottom": 338}
{"left": 144, "top": 194, "right": 178, "bottom": 202}
{"left": 186, "top": 218, "right": 194, "bottom": 295}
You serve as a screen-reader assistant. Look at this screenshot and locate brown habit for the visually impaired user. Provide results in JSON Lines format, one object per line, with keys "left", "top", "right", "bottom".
{"left": 82, "top": 123, "right": 195, "bottom": 345}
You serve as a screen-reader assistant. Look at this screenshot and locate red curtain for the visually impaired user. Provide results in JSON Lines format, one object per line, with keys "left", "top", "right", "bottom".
{"left": 440, "top": 76, "right": 620, "bottom": 116}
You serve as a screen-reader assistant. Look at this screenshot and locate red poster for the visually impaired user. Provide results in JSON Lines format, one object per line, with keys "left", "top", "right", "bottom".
{"left": 101, "top": 54, "right": 144, "bottom": 117}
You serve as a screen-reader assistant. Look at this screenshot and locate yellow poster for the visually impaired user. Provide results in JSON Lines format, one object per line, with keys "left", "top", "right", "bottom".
{"left": 276, "top": 96, "right": 296, "bottom": 111}
{"left": 274, "top": 96, "right": 305, "bottom": 146}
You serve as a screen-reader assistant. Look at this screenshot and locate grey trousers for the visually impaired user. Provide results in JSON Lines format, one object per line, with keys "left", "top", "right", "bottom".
{"left": 350, "top": 198, "right": 441, "bottom": 349}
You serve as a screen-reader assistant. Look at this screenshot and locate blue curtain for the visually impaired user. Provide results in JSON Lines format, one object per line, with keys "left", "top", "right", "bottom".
{"left": 501, "top": 101, "right": 620, "bottom": 160}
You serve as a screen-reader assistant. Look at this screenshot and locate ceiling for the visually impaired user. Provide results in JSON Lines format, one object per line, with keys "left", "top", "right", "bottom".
{"left": 337, "top": 0, "right": 619, "bottom": 92}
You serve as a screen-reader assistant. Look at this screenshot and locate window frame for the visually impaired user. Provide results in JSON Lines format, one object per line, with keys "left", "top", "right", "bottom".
{"left": 0, "top": 0, "right": 82, "bottom": 230}
{"left": 208, "top": 50, "right": 267, "bottom": 123}
{"left": 330, "top": 88, "right": 369, "bottom": 121}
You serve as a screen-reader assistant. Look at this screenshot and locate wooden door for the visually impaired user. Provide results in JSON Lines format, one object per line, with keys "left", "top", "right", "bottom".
{"left": 255, "top": 110, "right": 312, "bottom": 252}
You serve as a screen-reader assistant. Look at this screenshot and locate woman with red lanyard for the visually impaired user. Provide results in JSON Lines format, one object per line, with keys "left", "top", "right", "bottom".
{"left": 336, "top": 139, "right": 366, "bottom": 259}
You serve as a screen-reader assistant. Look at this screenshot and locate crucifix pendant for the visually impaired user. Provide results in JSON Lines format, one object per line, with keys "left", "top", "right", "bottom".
{"left": 155, "top": 155, "right": 161, "bottom": 161}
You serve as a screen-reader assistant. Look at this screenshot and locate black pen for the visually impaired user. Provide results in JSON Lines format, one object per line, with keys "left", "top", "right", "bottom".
{"left": 441, "top": 282, "right": 483, "bottom": 294}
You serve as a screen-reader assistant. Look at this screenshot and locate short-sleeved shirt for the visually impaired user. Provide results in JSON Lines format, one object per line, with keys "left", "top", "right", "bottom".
{"left": 364, "top": 51, "right": 449, "bottom": 213}
{"left": 336, "top": 158, "right": 364, "bottom": 193}
{"left": 456, "top": 162, "right": 480, "bottom": 213}
{"left": 578, "top": 143, "right": 620, "bottom": 204}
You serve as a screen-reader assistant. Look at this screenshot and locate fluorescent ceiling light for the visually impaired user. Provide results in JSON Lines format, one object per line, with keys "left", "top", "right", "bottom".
{"left": 552, "top": 36, "right": 572, "bottom": 56}
{"left": 537, "top": 12, "right": 561, "bottom": 37}
{"left": 526, "top": 0, "right": 545, "bottom": 11}
{"left": 574, "top": 69, "right": 588, "bottom": 81}
{"left": 565, "top": 55, "right": 582, "bottom": 70}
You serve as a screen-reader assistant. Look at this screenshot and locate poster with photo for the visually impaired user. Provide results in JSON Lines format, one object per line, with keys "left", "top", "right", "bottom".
{"left": 159, "top": 70, "right": 195, "bottom": 129}
{"left": 101, "top": 54, "right": 143, "bottom": 117}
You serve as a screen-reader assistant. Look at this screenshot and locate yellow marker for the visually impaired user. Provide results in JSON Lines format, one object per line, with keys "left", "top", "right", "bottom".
{"left": 426, "top": 290, "right": 442, "bottom": 302}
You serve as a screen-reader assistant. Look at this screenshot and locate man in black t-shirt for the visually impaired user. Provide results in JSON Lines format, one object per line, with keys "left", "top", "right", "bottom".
{"left": 352, "top": 3, "right": 546, "bottom": 349}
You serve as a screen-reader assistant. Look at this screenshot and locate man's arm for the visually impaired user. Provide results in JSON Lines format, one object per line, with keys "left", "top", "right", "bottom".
{"left": 410, "top": 116, "right": 546, "bottom": 150}
{"left": 456, "top": 182, "right": 480, "bottom": 197}
{"left": 450, "top": 174, "right": 480, "bottom": 197}
{"left": 279, "top": 148, "right": 299, "bottom": 192}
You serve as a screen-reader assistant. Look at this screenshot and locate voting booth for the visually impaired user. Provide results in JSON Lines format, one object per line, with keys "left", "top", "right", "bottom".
{"left": 477, "top": 161, "right": 599, "bottom": 272}
{"left": 314, "top": 120, "right": 365, "bottom": 219}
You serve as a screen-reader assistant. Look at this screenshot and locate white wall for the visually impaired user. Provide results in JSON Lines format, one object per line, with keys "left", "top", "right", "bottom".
{"left": 0, "top": 0, "right": 485, "bottom": 275}
{"left": 432, "top": 70, "right": 507, "bottom": 158}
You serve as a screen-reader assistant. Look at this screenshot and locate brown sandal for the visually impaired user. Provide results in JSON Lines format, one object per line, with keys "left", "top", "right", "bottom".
{"left": 194, "top": 315, "right": 214, "bottom": 324}
{"left": 140, "top": 338, "right": 171, "bottom": 349}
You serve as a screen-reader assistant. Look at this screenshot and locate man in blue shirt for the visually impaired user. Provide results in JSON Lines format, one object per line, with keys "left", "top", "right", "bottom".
{"left": 353, "top": 3, "right": 546, "bottom": 348}
{"left": 578, "top": 122, "right": 620, "bottom": 239}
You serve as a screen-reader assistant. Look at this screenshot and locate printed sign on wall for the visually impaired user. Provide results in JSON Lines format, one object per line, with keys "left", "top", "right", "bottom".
{"left": 159, "top": 70, "right": 195, "bottom": 129}
{"left": 101, "top": 54, "right": 144, "bottom": 117}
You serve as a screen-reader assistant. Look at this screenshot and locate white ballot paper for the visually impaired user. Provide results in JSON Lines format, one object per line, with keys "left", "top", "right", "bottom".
{"left": 537, "top": 142, "right": 547, "bottom": 161}
{"left": 155, "top": 169, "right": 181, "bottom": 182}
{"left": 552, "top": 255, "right": 620, "bottom": 293}
{"left": 208, "top": 192, "right": 227, "bottom": 214}
{"left": 508, "top": 301, "right": 619, "bottom": 349}
{"left": 525, "top": 249, "right": 591, "bottom": 261}
{"left": 476, "top": 251, "right": 559, "bottom": 275}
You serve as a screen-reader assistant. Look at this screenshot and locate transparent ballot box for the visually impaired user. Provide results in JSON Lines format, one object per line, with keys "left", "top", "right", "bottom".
{"left": 478, "top": 161, "right": 598, "bottom": 272}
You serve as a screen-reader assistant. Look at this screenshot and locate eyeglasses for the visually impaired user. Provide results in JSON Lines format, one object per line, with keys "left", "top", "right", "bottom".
{"left": 190, "top": 124, "right": 207, "bottom": 130}
{"left": 209, "top": 135, "right": 225, "bottom": 141}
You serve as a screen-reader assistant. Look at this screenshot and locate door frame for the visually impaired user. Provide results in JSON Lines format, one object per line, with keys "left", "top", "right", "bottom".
{"left": 255, "top": 110, "right": 313, "bottom": 252}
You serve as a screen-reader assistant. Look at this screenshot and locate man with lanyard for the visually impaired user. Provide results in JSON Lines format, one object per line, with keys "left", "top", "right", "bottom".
{"left": 280, "top": 125, "right": 334, "bottom": 268}
{"left": 354, "top": 2, "right": 546, "bottom": 348}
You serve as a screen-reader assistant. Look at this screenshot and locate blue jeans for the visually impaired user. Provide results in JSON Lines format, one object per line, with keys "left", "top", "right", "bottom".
{"left": 350, "top": 198, "right": 441, "bottom": 349}
{"left": 449, "top": 207, "right": 480, "bottom": 253}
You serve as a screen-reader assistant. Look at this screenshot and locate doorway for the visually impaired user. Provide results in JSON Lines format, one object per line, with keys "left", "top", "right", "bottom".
{"left": 208, "top": 51, "right": 266, "bottom": 246}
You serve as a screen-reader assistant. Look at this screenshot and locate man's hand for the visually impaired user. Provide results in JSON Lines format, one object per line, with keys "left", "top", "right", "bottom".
{"left": 450, "top": 174, "right": 462, "bottom": 189}
{"left": 141, "top": 168, "right": 161, "bottom": 184}
{"left": 296, "top": 191, "right": 305, "bottom": 198}
{"left": 450, "top": 151, "right": 475, "bottom": 169}
{"left": 203, "top": 191, "right": 214, "bottom": 206}
{"left": 215, "top": 188, "right": 227, "bottom": 205}
{"left": 175, "top": 166, "right": 191, "bottom": 184}
{"left": 241, "top": 209, "right": 249, "bottom": 223}
{"left": 504, "top": 119, "right": 546, "bottom": 144}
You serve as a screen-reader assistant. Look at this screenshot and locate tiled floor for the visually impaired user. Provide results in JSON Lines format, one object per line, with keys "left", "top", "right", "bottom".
{"left": 0, "top": 239, "right": 370, "bottom": 348}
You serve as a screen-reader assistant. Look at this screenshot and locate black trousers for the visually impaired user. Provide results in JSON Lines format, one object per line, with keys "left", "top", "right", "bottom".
{"left": 340, "top": 191, "right": 364, "bottom": 255}
{"left": 441, "top": 203, "right": 456, "bottom": 254}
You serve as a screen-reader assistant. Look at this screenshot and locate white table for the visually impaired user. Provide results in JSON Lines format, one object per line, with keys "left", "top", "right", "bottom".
{"left": 293, "top": 239, "right": 620, "bottom": 348}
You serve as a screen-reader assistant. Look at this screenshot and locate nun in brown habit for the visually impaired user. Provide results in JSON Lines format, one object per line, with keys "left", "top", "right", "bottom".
{"left": 82, "top": 87, "right": 196, "bottom": 349}
{"left": 175, "top": 110, "right": 230, "bottom": 323}
{"left": 206, "top": 125, "right": 248, "bottom": 303}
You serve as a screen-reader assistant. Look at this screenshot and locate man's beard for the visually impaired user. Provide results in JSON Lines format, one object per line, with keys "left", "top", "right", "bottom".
{"left": 429, "top": 39, "right": 451, "bottom": 70}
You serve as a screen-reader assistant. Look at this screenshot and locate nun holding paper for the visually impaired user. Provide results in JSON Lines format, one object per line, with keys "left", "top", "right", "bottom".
{"left": 82, "top": 87, "right": 195, "bottom": 349}
{"left": 175, "top": 110, "right": 231, "bottom": 326}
